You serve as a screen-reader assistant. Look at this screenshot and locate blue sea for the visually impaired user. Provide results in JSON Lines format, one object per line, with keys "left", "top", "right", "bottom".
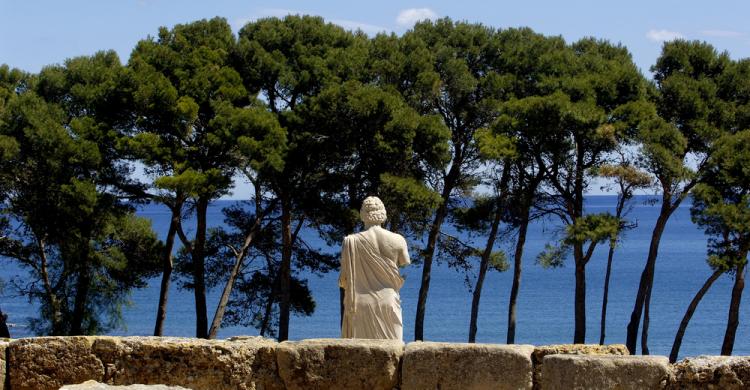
{"left": 1, "top": 195, "right": 748, "bottom": 360}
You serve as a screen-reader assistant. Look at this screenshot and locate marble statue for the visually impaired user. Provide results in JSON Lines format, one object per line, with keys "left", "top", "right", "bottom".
{"left": 339, "top": 196, "right": 410, "bottom": 340}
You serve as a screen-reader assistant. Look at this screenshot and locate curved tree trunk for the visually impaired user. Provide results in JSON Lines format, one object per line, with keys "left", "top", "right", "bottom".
{"left": 208, "top": 211, "right": 263, "bottom": 339}
{"left": 507, "top": 216, "right": 529, "bottom": 344}
{"left": 626, "top": 205, "right": 670, "bottom": 353}
{"left": 670, "top": 269, "right": 722, "bottom": 363}
{"left": 721, "top": 263, "right": 746, "bottom": 356}
{"left": 468, "top": 210, "right": 502, "bottom": 342}
{"left": 193, "top": 196, "right": 209, "bottom": 339}
{"left": 207, "top": 257, "right": 244, "bottom": 339}
{"left": 0, "top": 306, "right": 10, "bottom": 338}
{"left": 154, "top": 207, "right": 180, "bottom": 336}
{"left": 599, "top": 242, "right": 616, "bottom": 345}
{"left": 208, "top": 245, "right": 249, "bottom": 339}
{"left": 415, "top": 208, "right": 445, "bottom": 341}
{"left": 415, "top": 162, "right": 460, "bottom": 341}
{"left": 415, "top": 183, "right": 454, "bottom": 341}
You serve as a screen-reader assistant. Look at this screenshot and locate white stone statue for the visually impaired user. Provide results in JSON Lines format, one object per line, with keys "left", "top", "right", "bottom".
{"left": 339, "top": 196, "right": 410, "bottom": 340}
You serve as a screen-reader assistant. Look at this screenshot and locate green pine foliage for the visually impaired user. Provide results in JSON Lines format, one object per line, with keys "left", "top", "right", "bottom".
{"left": 0, "top": 14, "right": 749, "bottom": 349}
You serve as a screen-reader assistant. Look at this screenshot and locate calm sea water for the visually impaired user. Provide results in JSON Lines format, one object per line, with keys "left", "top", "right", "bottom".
{"left": 1, "top": 195, "right": 748, "bottom": 360}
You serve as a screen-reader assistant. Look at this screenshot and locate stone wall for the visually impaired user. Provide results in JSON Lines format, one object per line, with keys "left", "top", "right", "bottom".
{"left": 1, "top": 336, "right": 749, "bottom": 389}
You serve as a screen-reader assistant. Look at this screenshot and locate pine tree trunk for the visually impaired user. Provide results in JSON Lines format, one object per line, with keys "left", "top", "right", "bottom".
{"left": 278, "top": 197, "right": 293, "bottom": 341}
{"left": 507, "top": 215, "right": 529, "bottom": 344}
{"left": 208, "top": 244, "right": 250, "bottom": 339}
{"left": 260, "top": 276, "right": 277, "bottom": 337}
{"left": 193, "top": 196, "right": 209, "bottom": 339}
{"left": 574, "top": 249, "right": 586, "bottom": 344}
{"left": 154, "top": 207, "right": 180, "bottom": 336}
{"left": 415, "top": 208, "right": 444, "bottom": 341}
{"left": 670, "top": 269, "right": 722, "bottom": 362}
{"left": 721, "top": 263, "right": 746, "bottom": 356}
{"left": 208, "top": 214, "right": 262, "bottom": 339}
{"left": 641, "top": 284, "right": 652, "bottom": 355}
{"left": 468, "top": 210, "right": 502, "bottom": 343}
{"left": 415, "top": 163, "right": 459, "bottom": 341}
{"left": 626, "top": 204, "right": 670, "bottom": 353}
{"left": 37, "top": 238, "right": 63, "bottom": 335}
{"left": 599, "top": 242, "right": 616, "bottom": 345}
{"left": 71, "top": 266, "right": 91, "bottom": 335}
{"left": 0, "top": 306, "right": 10, "bottom": 338}
{"left": 600, "top": 192, "right": 627, "bottom": 346}
{"left": 572, "top": 147, "right": 587, "bottom": 344}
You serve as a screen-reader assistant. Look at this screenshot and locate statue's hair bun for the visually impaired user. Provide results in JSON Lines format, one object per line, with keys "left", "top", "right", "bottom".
{"left": 360, "top": 196, "right": 387, "bottom": 224}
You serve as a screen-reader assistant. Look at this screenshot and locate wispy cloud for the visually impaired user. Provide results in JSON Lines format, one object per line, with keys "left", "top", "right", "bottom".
{"left": 331, "top": 19, "right": 390, "bottom": 35}
{"left": 396, "top": 8, "right": 438, "bottom": 27}
{"left": 700, "top": 29, "right": 745, "bottom": 38}
{"left": 646, "top": 29, "right": 684, "bottom": 42}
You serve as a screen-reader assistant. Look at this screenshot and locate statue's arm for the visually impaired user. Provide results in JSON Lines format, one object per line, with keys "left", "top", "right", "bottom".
{"left": 397, "top": 236, "right": 411, "bottom": 267}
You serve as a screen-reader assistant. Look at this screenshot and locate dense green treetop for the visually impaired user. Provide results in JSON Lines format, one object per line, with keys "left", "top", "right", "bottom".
{"left": 127, "top": 17, "right": 285, "bottom": 200}
{"left": 0, "top": 53, "right": 162, "bottom": 335}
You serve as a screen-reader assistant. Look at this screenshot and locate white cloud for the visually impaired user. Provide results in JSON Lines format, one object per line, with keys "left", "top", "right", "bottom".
{"left": 646, "top": 29, "right": 685, "bottom": 42}
{"left": 332, "top": 19, "right": 390, "bottom": 36}
{"left": 700, "top": 30, "right": 744, "bottom": 38}
{"left": 396, "top": 8, "right": 438, "bottom": 27}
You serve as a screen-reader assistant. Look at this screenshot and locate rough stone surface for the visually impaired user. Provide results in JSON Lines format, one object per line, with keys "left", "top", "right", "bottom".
{"left": 276, "top": 338, "right": 403, "bottom": 390}
{"left": 401, "top": 341, "right": 534, "bottom": 390}
{"left": 92, "top": 336, "right": 282, "bottom": 390}
{"left": 669, "top": 355, "right": 750, "bottom": 389}
{"left": 541, "top": 355, "right": 671, "bottom": 390}
{"left": 61, "top": 380, "right": 189, "bottom": 389}
{"left": 532, "top": 344, "right": 628, "bottom": 389}
{"left": 9, "top": 336, "right": 105, "bottom": 390}
{"left": 0, "top": 339, "right": 8, "bottom": 390}
{"left": 8, "top": 336, "right": 282, "bottom": 390}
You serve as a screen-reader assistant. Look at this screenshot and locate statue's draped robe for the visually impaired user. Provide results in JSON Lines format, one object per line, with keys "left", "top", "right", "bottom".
{"left": 339, "top": 233, "right": 406, "bottom": 340}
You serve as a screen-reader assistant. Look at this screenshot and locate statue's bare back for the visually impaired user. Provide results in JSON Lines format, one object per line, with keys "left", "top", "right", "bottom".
{"left": 339, "top": 197, "right": 410, "bottom": 340}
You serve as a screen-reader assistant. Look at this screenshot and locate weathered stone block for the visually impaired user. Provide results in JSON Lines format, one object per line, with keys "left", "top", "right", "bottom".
{"left": 541, "top": 355, "right": 670, "bottom": 390}
{"left": 92, "top": 336, "right": 283, "bottom": 390}
{"left": 8, "top": 336, "right": 281, "bottom": 390}
{"left": 401, "top": 341, "right": 534, "bottom": 390}
{"left": 276, "top": 338, "right": 403, "bottom": 390}
{"left": 61, "top": 380, "right": 189, "bottom": 389}
{"left": 532, "top": 344, "right": 628, "bottom": 389}
{"left": 8, "top": 336, "right": 105, "bottom": 390}
{"left": 669, "top": 355, "right": 750, "bottom": 389}
{"left": 0, "top": 339, "right": 9, "bottom": 390}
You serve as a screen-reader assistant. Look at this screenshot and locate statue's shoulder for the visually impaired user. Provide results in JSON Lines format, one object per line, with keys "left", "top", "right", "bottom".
{"left": 381, "top": 229, "right": 407, "bottom": 245}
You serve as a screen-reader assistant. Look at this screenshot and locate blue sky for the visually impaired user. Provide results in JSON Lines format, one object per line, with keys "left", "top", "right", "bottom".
{"left": 2, "top": 0, "right": 749, "bottom": 74}
{"left": 1, "top": 0, "right": 748, "bottom": 198}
